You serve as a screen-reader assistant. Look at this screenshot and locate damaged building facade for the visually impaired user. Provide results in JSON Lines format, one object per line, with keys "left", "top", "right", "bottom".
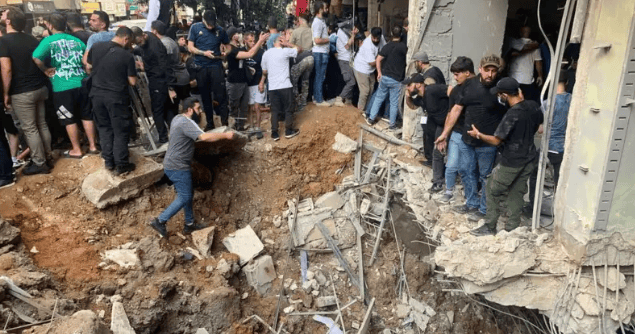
{"left": 406, "top": 0, "right": 635, "bottom": 332}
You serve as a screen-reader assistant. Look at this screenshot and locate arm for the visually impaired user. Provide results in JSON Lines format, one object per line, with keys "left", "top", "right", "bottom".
{"left": 236, "top": 33, "right": 270, "bottom": 60}
{"left": 467, "top": 124, "right": 502, "bottom": 146}
{"left": 1, "top": 57, "right": 11, "bottom": 107}
{"left": 258, "top": 70, "right": 267, "bottom": 93}
{"left": 314, "top": 37, "right": 330, "bottom": 45}
{"left": 375, "top": 55, "right": 384, "bottom": 79}
{"left": 535, "top": 60, "right": 544, "bottom": 86}
{"left": 188, "top": 41, "right": 216, "bottom": 58}
{"left": 344, "top": 29, "right": 357, "bottom": 50}
{"left": 198, "top": 131, "right": 235, "bottom": 142}
{"left": 128, "top": 76, "right": 137, "bottom": 86}
{"left": 33, "top": 58, "right": 55, "bottom": 78}
{"left": 434, "top": 104, "right": 464, "bottom": 152}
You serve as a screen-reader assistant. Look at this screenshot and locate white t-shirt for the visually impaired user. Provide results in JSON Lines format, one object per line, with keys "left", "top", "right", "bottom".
{"left": 311, "top": 17, "right": 329, "bottom": 54}
{"left": 144, "top": 0, "right": 160, "bottom": 32}
{"left": 353, "top": 36, "right": 384, "bottom": 74}
{"left": 509, "top": 38, "right": 542, "bottom": 85}
{"left": 336, "top": 29, "right": 351, "bottom": 62}
{"left": 261, "top": 47, "right": 298, "bottom": 91}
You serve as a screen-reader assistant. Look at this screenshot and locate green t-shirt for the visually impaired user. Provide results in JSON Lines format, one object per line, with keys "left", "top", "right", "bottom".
{"left": 32, "top": 33, "right": 87, "bottom": 92}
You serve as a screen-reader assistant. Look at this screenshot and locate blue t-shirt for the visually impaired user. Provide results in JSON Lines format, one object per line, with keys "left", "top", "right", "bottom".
{"left": 187, "top": 22, "right": 229, "bottom": 67}
{"left": 543, "top": 93, "right": 571, "bottom": 153}
{"left": 86, "top": 31, "right": 115, "bottom": 50}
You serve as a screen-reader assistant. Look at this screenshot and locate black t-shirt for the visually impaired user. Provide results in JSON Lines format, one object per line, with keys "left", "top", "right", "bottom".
{"left": 186, "top": 57, "right": 200, "bottom": 95}
{"left": 423, "top": 66, "right": 446, "bottom": 85}
{"left": 456, "top": 75, "right": 506, "bottom": 147}
{"left": 227, "top": 45, "right": 247, "bottom": 83}
{"left": 449, "top": 83, "right": 466, "bottom": 134}
{"left": 494, "top": 100, "right": 544, "bottom": 167}
{"left": 134, "top": 33, "right": 169, "bottom": 83}
{"left": 0, "top": 32, "right": 48, "bottom": 95}
{"left": 413, "top": 84, "right": 449, "bottom": 125}
{"left": 72, "top": 30, "right": 92, "bottom": 45}
{"left": 246, "top": 48, "right": 264, "bottom": 87}
{"left": 88, "top": 41, "right": 136, "bottom": 98}
{"left": 378, "top": 41, "right": 407, "bottom": 82}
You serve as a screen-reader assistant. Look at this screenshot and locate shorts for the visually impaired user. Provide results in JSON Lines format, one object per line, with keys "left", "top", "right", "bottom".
{"left": 54, "top": 87, "right": 91, "bottom": 126}
{"left": 248, "top": 85, "right": 266, "bottom": 105}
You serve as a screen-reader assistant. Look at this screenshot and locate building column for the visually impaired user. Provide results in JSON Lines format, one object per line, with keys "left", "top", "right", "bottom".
{"left": 402, "top": 0, "right": 426, "bottom": 143}
{"left": 368, "top": 0, "right": 378, "bottom": 28}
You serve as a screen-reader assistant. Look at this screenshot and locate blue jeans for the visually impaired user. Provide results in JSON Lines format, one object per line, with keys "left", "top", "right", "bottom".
{"left": 461, "top": 144, "right": 497, "bottom": 214}
{"left": 313, "top": 52, "right": 329, "bottom": 103}
{"left": 159, "top": 169, "right": 194, "bottom": 224}
{"left": 369, "top": 76, "right": 401, "bottom": 127}
{"left": 445, "top": 131, "right": 467, "bottom": 192}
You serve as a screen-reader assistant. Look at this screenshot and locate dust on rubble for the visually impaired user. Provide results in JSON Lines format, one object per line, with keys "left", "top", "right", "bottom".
{"left": 0, "top": 104, "right": 520, "bottom": 334}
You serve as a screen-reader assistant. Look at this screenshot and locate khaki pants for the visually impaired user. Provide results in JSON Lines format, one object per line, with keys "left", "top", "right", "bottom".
{"left": 354, "top": 69, "right": 376, "bottom": 111}
{"left": 11, "top": 86, "right": 51, "bottom": 166}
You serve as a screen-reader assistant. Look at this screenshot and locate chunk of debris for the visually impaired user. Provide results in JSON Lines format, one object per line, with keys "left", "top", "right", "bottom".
{"left": 332, "top": 132, "right": 358, "bottom": 154}
{"left": 396, "top": 304, "right": 411, "bottom": 318}
{"left": 313, "top": 315, "right": 343, "bottom": 334}
{"left": 243, "top": 255, "right": 277, "bottom": 295}
{"left": 102, "top": 249, "right": 140, "bottom": 269}
{"left": 316, "top": 296, "right": 337, "bottom": 308}
{"left": 222, "top": 225, "right": 264, "bottom": 265}
{"left": 598, "top": 267, "right": 626, "bottom": 292}
{"left": 191, "top": 226, "right": 215, "bottom": 258}
{"left": 30, "top": 246, "right": 38, "bottom": 254}
{"left": 82, "top": 155, "right": 164, "bottom": 209}
{"left": 216, "top": 258, "right": 240, "bottom": 278}
{"left": 195, "top": 329, "right": 209, "bottom": 334}
{"left": 284, "top": 305, "right": 295, "bottom": 313}
{"left": 315, "top": 191, "right": 346, "bottom": 210}
{"left": 111, "top": 302, "right": 135, "bottom": 334}
{"left": 0, "top": 220, "right": 20, "bottom": 246}
{"left": 30, "top": 310, "right": 108, "bottom": 334}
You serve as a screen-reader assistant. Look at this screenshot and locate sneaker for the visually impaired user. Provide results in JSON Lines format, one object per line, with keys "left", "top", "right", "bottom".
{"left": 285, "top": 129, "right": 300, "bottom": 139}
{"left": 388, "top": 125, "right": 399, "bottom": 131}
{"left": 365, "top": 117, "right": 378, "bottom": 126}
{"left": 12, "top": 159, "right": 25, "bottom": 169}
{"left": 0, "top": 179, "right": 15, "bottom": 190}
{"left": 469, "top": 224, "right": 495, "bottom": 236}
{"left": 113, "top": 162, "right": 136, "bottom": 176}
{"left": 468, "top": 211, "right": 486, "bottom": 222}
{"left": 316, "top": 101, "right": 332, "bottom": 108}
{"left": 430, "top": 184, "right": 444, "bottom": 193}
{"left": 22, "top": 162, "right": 50, "bottom": 176}
{"left": 271, "top": 131, "right": 280, "bottom": 141}
{"left": 149, "top": 218, "right": 168, "bottom": 238}
{"left": 452, "top": 205, "right": 478, "bottom": 215}
{"left": 438, "top": 193, "right": 453, "bottom": 204}
{"left": 183, "top": 222, "right": 206, "bottom": 235}
{"left": 334, "top": 97, "right": 345, "bottom": 107}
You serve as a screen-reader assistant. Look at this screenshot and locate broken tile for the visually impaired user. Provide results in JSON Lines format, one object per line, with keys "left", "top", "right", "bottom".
{"left": 222, "top": 225, "right": 264, "bottom": 265}
{"left": 243, "top": 255, "right": 277, "bottom": 295}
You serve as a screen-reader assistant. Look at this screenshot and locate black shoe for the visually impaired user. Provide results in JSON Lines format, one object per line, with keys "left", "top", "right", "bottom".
{"left": 271, "top": 131, "right": 280, "bottom": 141}
{"left": 430, "top": 184, "right": 444, "bottom": 193}
{"left": 22, "top": 162, "right": 50, "bottom": 176}
{"left": 285, "top": 129, "right": 300, "bottom": 139}
{"left": 255, "top": 131, "right": 264, "bottom": 140}
{"left": 149, "top": 218, "right": 168, "bottom": 238}
{"left": 183, "top": 222, "right": 206, "bottom": 235}
{"left": 105, "top": 164, "right": 115, "bottom": 171}
{"left": 438, "top": 193, "right": 453, "bottom": 203}
{"left": 421, "top": 160, "right": 433, "bottom": 168}
{"left": 0, "top": 179, "right": 15, "bottom": 190}
{"left": 469, "top": 225, "right": 495, "bottom": 236}
{"left": 388, "top": 125, "right": 399, "bottom": 131}
{"left": 365, "top": 117, "right": 377, "bottom": 126}
{"left": 452, "top": 205, "right": 478, "bottom": 215}
{"left": 468, "top": 211, "right": 486, "bottom": 222}
{"left": 114, "top": 163, "right": 136, "bottom": 176}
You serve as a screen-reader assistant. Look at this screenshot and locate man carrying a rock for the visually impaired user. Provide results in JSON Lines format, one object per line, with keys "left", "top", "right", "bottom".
{"left": 150, "top": 97, "right": 235, "bottom": 238}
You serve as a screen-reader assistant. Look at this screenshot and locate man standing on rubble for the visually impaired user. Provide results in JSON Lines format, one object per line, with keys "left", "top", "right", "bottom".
{"left": 150, "top": 97, "right": 235, "bottom": 238}
{"left": 467, "top": 78, "right": 543, "bottom": 236}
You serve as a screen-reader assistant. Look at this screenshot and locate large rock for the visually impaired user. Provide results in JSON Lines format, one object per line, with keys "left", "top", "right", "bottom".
{"left": 0, "top": 220, "right": 20, "bottom": 246}
{"left": 111, "top": 302, "right": 136, "bottom": 334}
{"left": 222, "top": 226, "right": 264, "bottom": 266}
{"left": 243, "top": 255, "right": 276, "bottom": 295}
{"left": 102, "top": 249, "right": 140, "bottom": 269}
{"left": 191, "top": 226, "right": 215, "bottom": 258}
{"left": 81, "top": 155, "right": 164, "bottom": 209}
{"left": 137, "top": 237, "right": 175, "bottom": 273}
{"left": 26, "top": 310, "right": 109, "bottom": 334}
{"left": 194, "top": 127, "right": 248, "bottom": 156}
{"left": 332, "top": 132, "right": 357, "bottom": 154}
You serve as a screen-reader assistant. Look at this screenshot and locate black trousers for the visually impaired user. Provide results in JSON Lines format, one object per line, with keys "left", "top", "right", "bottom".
{"left": 149, "top": 81, "right": 172, "bottom": 143}
{"left": 528, "top": 151, "right": 563, "bottom": 205}
{"left": 0, "top": 114, "right": 13, "bottom": 181}
{"left": 195, "top": 66, "right": 228, "bottom": 129}
{"left": 92, "top": 93, "right": 132, "bottom": 168}
{"left": 423, "top": 120, "right": 445, "bottom": 186}
{"left": 269, "top": 88, "right": 294, "bottom": 133}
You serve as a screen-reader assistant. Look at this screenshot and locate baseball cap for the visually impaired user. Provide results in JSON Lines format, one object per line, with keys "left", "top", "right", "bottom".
{"left": 412, "top": 51, "right": 429, "bottom": 63}
{"left": 490, "top": 77, "right": 520, "bottom": 95}
{"left": 203, "top": 10, "right": 217, "bottom": 27}
{"left": 227, "top": 26, "right": 242, "bottom": 39}
{"left": 480, "top": 54, "right": 502, "bottom": 69}
{"left": 402, "top": 73, "right": 425, "bottom": 85}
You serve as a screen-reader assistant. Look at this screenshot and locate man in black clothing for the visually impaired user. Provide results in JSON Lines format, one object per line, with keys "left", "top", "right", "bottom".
{"left": 66, "top": 13, "right": 92, "bottom": 44}
{"left": 87, "top": 27, "right": 137, "bottom": 175}
{"left": 404, "top": 73, "right": 451, "bottom": 193}
{"left": 412, "top": 51, "right": 445, "bottom": 85}
{"left": 467, "top": 77, "right": 543, "bottom": 236}
{"left": 131, "top": 26, "right": 172, "bottom": 144}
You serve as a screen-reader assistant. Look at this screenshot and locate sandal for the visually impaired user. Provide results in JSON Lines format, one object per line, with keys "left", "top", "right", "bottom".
{"left": 62, "top": 150, "right": 83, "bottom": 159}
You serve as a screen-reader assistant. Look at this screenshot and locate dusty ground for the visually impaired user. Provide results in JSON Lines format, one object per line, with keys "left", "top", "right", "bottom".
{"left": 0, "top": 104, "right": 531, "bottom": 333}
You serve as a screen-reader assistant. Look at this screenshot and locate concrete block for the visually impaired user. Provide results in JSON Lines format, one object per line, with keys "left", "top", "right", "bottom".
{"left": 315, "top": 192, "right": 345, "bottom": 210}
{"left": 396, "top": 304, "right": 411, "bottom": 318}
{"left": 111, "top": 302, "right": 135, "bottom": 334}
{"left": 196, "top": 329, "right": 209, "bottom": 334}
{"left": 243, "top": 255, "right": 277, "bottom": 295}
{"left": 191, "top": 226, "right": 215, "bottom": 258}
{"left": 222, "top": 225, "right": 264, "bottom": 265}
{"left": 332, "top": 132, "right": 358, "bottom": 154}
{"left": 316, "top": 296, "right": 337, "bottom": 308}
{"left": 103, "top": 249, "right": 140, "bottom": 269}
{"left": 82, "top": 155, "right": 164, "bottom": 209}
{"left": 195, "top": 127, "right": 248, "bottom": 156}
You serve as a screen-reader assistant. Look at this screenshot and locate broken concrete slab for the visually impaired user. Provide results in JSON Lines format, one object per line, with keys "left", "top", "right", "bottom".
{"left": 222, "top": 226, "right": 264, "bottom": 266}
{"left": 598, "top": 267, "right": 626, "bottom": 291}
{"left": 243, "top": 255, "right": 276, "bottom": 295}
{"left": 332, "top": 132, "right": 358, "bottom": 154}
{"left": 191, "top": 226, "right": 215, "bottom": 258}
{"left": 194, "top": 127, "right": 248, "bottom": 156}
{"left": 316, "top": 296, "right": 337, "bottom": 308}
{"left": 82, "top": 155, "right": 164, "bottom": 209}
{"left": 102, "top": 249, "right": 140, "bottom": 269}
{"left": 111, "top": 302, "right": 135, "bottom": 334}
{"left": 0, "top": 220, "right": 20, "bottom": 247}
{"left": 30, "top": 310, "right": 109, "bottom": 334}
{"left": 315, "top": 191, "right": 346, "bottom": 210}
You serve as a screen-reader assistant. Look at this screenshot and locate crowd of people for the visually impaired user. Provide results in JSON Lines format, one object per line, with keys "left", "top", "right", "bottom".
{"left": 0, "top": 4, "right": 573, "bottom": 236}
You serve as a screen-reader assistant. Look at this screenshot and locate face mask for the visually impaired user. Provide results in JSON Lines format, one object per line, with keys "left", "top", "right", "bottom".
{"left": 498, "top": 96, "right": 507, "bottom": 106}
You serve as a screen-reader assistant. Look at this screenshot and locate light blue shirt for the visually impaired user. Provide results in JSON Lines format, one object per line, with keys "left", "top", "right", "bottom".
{"left": 86, "top": 31, "right": 116, "bottom": 50}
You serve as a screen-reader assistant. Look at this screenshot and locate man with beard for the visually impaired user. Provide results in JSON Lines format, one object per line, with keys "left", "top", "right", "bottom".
{"left": 82, "top": 11, "right": 114, "bottom": 70}
{"left": 150, "top": 97, "right": 235, "bottom": 238}
{"left": 467, "top": 77, "right": 543, "bottom": 235}
{"left": 311, "top": 1, "right": 331, "bottom": 107}
{"left": 289, "top": 15, "right": 315, "bottom": 112}
{"left": 412, "top": 51, "right": 445, "bottom": 85}
{"left": 435, "top": 55, "right": 505, "bottom": 222}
